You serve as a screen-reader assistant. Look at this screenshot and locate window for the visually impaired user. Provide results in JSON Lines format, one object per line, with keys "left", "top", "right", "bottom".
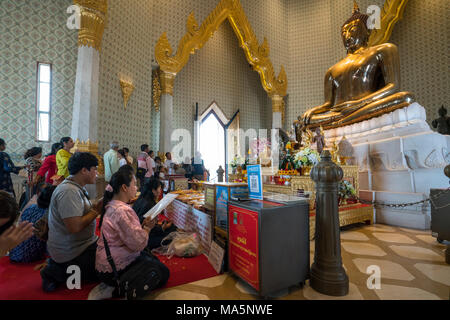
{"left": 36, "top": 62, "right": 52, "bottom": 142}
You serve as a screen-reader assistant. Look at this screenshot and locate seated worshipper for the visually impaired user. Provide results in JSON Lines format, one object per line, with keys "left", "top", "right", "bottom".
{"left": 19, "top": 182, "right": 47, "bottom": 219}
{"left": 22, "top": 147, "right": 43, "bottom": 209}
{"left": 55, "top": 137, "right": 74, "bottom": 181}
{"left": 95, "top": 169, "right": 169, "bottom": 299}
{"left": 104, "top": 141, "right": 120, "bottom": 183}
{"left": 132, "top": 177, "right": 177, "bottom": 250}
{"left": 35, "top": 142, "right": 62, "bottom": 185}
{"left": 0, "top": 191, "right": 34, "bottom": 257}
{"left": 9, "top": 185, "right": 56, "bottom": 263}
{"left": 0, "top": 138, "right": 23, "bottom": 197}
{"left": 40, "top": 152, "right": 101, "bottom": 292}
{"left": 137, "top": 144, "right": 150, "bottom": 187}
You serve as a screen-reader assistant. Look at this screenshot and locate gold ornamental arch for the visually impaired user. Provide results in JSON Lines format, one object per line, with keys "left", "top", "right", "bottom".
{"left": 154, "top": 0, "right": 287, "bottom": 111}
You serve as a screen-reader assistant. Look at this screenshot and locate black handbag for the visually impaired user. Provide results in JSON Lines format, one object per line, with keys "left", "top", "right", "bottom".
{"left": 102, "top": 233, "right": 162, "bottom": 300}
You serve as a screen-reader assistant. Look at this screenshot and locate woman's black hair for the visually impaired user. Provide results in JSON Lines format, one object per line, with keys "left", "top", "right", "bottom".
{"left": 132, "top": 177, "right": 163, "bottom": 222}
{"left": 155, "top": 156, "right": 161, "bottom": 162}
{"left": 0, "top": 191, "right": 19, "bottom": 235}
{"left": 118, "top": 149, "right": 126, "bottom": 158}
{"left": 24, "top": 147, "right": 42, "bottom": 160}
{"left": 37, "top": 185, "right": 56, "bottom": 209}
{"left": 123, "top": 147, "right": 129, "bottom": 153}
{"left": 0, "top": 138, "right": 5, "bottom": 147}
{"left": 140, "top": 144, "right": 149, "bottom": 152}
{"left": 47, "top": 142, "right": 62, "bottom": 156}
{"left": 99, "top": 165, "right": 135, "bottom": 229}
{"left": 60, "top": 137, "right": 71, "bottom": 145}
{"left": 68, "top": 152, "right": 99, "bottom": 175}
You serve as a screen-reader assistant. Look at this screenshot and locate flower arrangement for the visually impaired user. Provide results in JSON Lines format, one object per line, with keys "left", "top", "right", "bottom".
{"left": 250, "top": 138, "right": 271, "bottom": 155}
{"left": 230, "top": 155, "right": 244, "bottom": 169}
{"left": 339, "top": 180, "right": 356, "bottom": 200}
{"left": 294, "top": 147, "right": 320, "bottom": 168}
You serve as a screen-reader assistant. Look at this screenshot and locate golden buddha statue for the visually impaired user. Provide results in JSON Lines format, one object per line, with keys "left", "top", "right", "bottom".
{"left": 298, "top": 3, "right": 414, "bottom": 130}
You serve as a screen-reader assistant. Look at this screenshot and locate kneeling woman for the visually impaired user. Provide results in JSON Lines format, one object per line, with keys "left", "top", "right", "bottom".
{"left": 96, "top": 169, "right": 169, "bottom": 299}
{"left": 133, "top": 177, "right": 177, "bottom": 250}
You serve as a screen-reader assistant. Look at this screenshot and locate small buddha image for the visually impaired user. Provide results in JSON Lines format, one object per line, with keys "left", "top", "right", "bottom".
{"left": 300, "top": 2, "right": 414, "bottom": 130}
{"left": 431, "top": 106, "right": 450, "bottom": 135}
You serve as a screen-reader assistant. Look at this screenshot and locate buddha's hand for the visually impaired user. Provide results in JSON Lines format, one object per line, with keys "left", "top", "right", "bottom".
{"left": 302, "top": 109, "right": 316, "bottom": 126}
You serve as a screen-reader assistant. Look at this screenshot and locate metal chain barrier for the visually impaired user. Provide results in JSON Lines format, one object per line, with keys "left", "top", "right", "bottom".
{"left": 355, "top": 187, "right": 450, "bottom": 210}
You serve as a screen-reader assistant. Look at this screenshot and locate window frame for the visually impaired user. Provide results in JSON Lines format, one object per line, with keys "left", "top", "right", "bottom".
{"left": 35, "top": 61, "right": 53, "bottom": 142}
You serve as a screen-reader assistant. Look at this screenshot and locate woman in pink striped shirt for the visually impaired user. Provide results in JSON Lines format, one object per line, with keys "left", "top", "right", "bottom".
{"left": 94, "top": 166, "right": 169, "bottom": 299}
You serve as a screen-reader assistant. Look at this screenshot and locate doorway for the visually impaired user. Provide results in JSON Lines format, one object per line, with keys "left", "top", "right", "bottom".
{"left": 199, "top": 112, "right": 225, "bottom": 182}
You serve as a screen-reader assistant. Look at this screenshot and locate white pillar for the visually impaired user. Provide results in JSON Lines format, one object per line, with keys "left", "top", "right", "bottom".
{"left": 272, "top": 111, "right": 282, "bottom": 129}
{"left": 71, "top": 46, "right": 99, "bottom": 142}
{"left": 159, "top": 94, "right": 173, "bottom": 153}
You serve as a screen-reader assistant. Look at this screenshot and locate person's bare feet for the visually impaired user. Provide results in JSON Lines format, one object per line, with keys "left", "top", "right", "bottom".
{"left": 34, "top": 261, "right": 48, "bottom": 271}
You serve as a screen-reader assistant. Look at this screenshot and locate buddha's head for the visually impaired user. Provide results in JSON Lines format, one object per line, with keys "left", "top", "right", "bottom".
{"left": 438, "top": 105, "right": 447, "bottom": 117}
{"left": 341, "top": 2, "right": 370, "bottom": 53}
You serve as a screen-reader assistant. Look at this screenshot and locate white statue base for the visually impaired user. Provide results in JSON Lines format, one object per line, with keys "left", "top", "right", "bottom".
{"left": 323, "top": 103, "right": 450, "bottom": 230}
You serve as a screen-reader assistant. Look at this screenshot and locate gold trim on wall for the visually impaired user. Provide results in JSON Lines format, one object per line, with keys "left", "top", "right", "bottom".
{"left": 155, "top": 0, "right": 287, "bottom": 99}
{"left": 152, "top": 69, "right": 162, "bottom": 112}
{"left": 119, "top": 79, "right": 135, "bottom": 109}
{"left": 74, "top": 0, "right": 107, "bottom": 52}
{"left": 368, "top": 0, "right": 409, "bottom": 46}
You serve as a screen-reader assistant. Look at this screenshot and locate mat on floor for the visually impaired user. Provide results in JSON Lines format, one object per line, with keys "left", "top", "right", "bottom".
{"left": 0, "top": 253, "right": 218, "bottom": 300}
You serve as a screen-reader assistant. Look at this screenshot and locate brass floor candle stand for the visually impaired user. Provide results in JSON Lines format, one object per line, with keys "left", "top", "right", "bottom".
{"left": 310, "top": 150, "right": 349, "bottom": 296}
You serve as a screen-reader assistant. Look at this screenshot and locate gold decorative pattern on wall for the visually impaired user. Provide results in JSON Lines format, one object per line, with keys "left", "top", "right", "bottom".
{"left": 155, "top": 0, "right": 287, "bottom": 98}
{"left": 152, "top": 69, "right": 161, "bottom": 112}
{"left": 368, "top": 0, "right": 409, "bottom": 46}
{"left": 119, "top": 78, "right": 134, "bottom": 109}
{"left": 74, "top": 0, "right": 107, "bottom": 51}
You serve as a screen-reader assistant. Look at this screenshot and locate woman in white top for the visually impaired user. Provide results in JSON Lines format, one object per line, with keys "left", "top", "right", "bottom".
{"left": 117, "top": 149, "right": 129, "bottom": 167}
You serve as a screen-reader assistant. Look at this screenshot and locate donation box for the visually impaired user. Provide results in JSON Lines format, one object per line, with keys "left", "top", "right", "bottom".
{"left": 228, "top": 199, "right": 310, "bottom": 297}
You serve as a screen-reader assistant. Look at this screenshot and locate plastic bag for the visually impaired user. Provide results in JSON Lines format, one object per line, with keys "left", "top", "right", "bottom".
{"left": 152, "top": 231, "right": 202, "bottom": 259}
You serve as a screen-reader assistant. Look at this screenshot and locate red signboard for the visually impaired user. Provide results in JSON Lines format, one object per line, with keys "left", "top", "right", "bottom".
{"left": 228, "top": 205, "right": 259, "bottom": 291}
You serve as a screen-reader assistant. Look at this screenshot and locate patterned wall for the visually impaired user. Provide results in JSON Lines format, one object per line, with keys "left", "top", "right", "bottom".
{"left": 98, "top": 0, "right": 154, "bottom": 155}
{"left": 286, "top": 0, "right": 450, "bottom": 128}
{"left": 0, "top": 0, "right": 77, "bottom": 163}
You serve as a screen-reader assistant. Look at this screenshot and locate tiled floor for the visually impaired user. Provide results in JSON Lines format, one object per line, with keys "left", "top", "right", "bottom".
{"left": 145, "top": 224, "right": 450, "bottom": 300}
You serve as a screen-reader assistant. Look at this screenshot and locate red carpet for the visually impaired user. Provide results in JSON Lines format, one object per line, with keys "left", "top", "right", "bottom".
{"left": 0, "top": 254, "right": 218, "bottom": 300}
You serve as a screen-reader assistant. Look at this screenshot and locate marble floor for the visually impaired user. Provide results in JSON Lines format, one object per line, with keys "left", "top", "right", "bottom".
{"left": 144, "top": 224, "right": 450, "bottom": 300}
